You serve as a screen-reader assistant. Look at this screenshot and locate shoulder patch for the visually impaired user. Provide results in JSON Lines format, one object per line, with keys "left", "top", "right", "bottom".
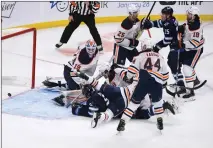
{"left": 121, "top": 17, "right": 133, "bottom": 30}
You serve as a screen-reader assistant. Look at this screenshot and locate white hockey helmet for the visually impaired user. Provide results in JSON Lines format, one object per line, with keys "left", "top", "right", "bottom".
{"left": 186, "top": 6, "right": 199, "bottom": 16}
{"left": 127, "top": 4, "right": 140, "bottom": 15}
{"left": 141, "top": 38, "right": 153, "bottom": 52}
{"left": 85, "top": 39, "right": 97, "bottom": 57}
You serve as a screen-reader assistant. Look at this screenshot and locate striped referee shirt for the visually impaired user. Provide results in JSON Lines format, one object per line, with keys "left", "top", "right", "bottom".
{"left": 69, "top": 1, "right": 100, "bottom": 16}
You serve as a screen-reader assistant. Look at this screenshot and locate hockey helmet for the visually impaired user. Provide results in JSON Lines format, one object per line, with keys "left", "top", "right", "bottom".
{"left": 186, "top": 6, "right": 200, "bottom": 22}
{"left": 127, "top": 4, "right": 140, "bottom": 15}
{"left": 141, "top": 38, "right": 153, "bottom": 51}
{"left": 161, "top": 6, "right": 173, "bottom": 15}
{"left": 82, "top": 84, "right": 95, "bottom": 98}
{"left": 186, "top": 6, "right": 199, "bottom": 16}
{"left": 85, "top": 39, "right": 97, "bottom": 57}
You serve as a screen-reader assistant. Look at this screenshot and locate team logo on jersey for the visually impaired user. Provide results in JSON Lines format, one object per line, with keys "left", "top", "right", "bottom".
{"left": 159, "top": 1, "right": 176, "bottom": 5}
{"left": 1, "top": 2, "right": 16, "bottom": 18}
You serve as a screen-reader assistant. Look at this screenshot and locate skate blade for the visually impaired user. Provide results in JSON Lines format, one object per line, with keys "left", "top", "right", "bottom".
{"left": 91, "top": 119, "right": 98, "bottom": 128}
{"left": 116, "top": 131, "right": 123, "bottom": 136}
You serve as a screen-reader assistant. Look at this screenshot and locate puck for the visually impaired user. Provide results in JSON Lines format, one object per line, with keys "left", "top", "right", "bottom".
{"left": 8, "top": 93, "right": 12, "bottom": 97}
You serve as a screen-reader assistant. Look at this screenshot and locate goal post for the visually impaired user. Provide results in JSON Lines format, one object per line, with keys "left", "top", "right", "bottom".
{"left": 1, "top": 28, "right": 37, "bottom": 89}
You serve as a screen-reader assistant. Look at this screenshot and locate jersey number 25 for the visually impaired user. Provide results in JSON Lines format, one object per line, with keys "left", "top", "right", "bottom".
{"left": 144, "top": 58, "right": 161, "bottom": 71}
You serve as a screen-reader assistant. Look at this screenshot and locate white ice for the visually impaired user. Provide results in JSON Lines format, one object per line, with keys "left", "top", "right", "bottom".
{"left": 2, "top": 22, "right": 213, "bottom": 148}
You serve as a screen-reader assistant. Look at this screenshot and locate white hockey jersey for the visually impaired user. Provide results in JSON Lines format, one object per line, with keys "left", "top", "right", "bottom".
{"left": 114, "top": 17, "right": 141, "bottom": 50}
{"left": 109, "top": 67, "right": 128, "bottom": 87}
{"left": 67, "top": 47, "right": 99, "bottom": 85}
{"left": 126, "top": 51, "right": 169, "bottom": 85}
{"left": 180, "top": 21, "right": 205, "bottom": 51}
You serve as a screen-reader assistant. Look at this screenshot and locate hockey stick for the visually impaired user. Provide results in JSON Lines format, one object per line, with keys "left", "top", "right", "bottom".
{"left": 95, "top": 55, "right": 114, "bottom": 80}
{"left": 165, "top": 80, "right": 207, "bottom": 97}
{"left": 65, "top": 92, "right": 83, "bottom": 108}
{"left": 169, "top": 80, "right": 207, "bottom": 90}
{"left": 136, "top": 1, "right": 156, "bottom": 39}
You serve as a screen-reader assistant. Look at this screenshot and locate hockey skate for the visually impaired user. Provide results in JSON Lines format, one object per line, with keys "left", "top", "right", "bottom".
{"left": 182, "top": 90, "right": 195, "bottom": 102}
{"left": 176, "top": 80, "right": 186, "bottom": 95}
{"left": 157, "top": 117, "right": 163, "bottom": 130}
{"left": 55, "top": 42, "right": 63, "bottom": 48}
{"left": 117, "top": 119, "right": 126, "bottom": 132}
{"left": 91, "top": 112, "right": 102, "bottom": 128}
{"left": 163, "top": 101, "right": 175, "bottom": 115}
{"left": 166, "top": 80, "right": 186, "bottom": 97}
{"left": 52, "top": 94, "right": 65, "bottom": 106}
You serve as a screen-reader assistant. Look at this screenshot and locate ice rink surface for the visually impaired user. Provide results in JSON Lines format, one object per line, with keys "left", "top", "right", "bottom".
{"left": 2, "top": 22, "right": 213, "bottom": 148}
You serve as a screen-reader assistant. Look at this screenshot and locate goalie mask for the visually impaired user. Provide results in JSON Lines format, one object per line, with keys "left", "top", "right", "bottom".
{"left": 141, "top": 38, "right": 153, "bottom": 52}
{"left": 85, "top": 39, "right": 97, "bottom": 58}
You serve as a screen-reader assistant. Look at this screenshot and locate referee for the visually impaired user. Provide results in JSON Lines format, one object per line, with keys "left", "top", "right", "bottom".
{"left": 55, "top": 1, "right": 103, "bottom": 52}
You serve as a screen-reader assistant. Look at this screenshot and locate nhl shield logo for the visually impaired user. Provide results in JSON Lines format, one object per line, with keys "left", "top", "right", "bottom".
{"left": 2, "top": 2, "right": 16, "bottom": 18}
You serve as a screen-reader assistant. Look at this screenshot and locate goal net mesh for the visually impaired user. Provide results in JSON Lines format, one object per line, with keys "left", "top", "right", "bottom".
{"left": 2, "top": 28, "right": 37, "bottom": 96}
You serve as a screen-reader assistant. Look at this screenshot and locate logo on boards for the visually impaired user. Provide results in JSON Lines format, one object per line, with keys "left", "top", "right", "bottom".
{"left": 50, "top": 1, "right": 69, "bottom": 12}
{"left": 1, "top": 2, "right": 16, "bottom": 18}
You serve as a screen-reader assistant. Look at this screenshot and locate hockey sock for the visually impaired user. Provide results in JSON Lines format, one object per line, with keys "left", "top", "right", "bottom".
{"left": 173, "top": 72, "right": 184, "bottom": 85}
{"left": 121, "top": 101, "right": 140, "bottom": 122}
{"left": 152, "top": 99, "right": 164, "bottom": 118}
{"left": 100, "top": 109, "right": 114, "bottom": 122}
{"left": 183, "top": 65, "right": 196, "bottom": 89}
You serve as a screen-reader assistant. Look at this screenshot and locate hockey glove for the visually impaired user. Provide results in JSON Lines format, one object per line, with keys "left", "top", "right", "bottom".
{"left": 123, "top": 75, "right": 133, "bottom": 84}
{"left": 153, "top": 45, "right": 161, "bottom": 53}
{"left": 141, "top": 18, "right": 153, "bottom": 30}
{"left": 129, "top": 39, "right": 139, "bottom": 48}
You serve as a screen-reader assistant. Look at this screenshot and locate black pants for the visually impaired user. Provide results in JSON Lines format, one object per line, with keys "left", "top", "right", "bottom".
{"left": 113, "top": 43, "right": 139, "bottom": 65}
{"left": 63, "top": 65, "right": 80, "bottom": 90}
{"left": 132, "top": 70, "right": 162, "bottom": 104}
{"left": 167, "top": 48, "right": 203, "bottom": 74}
{"left": 60, "top": 14, "right": 102, "bottom": 46}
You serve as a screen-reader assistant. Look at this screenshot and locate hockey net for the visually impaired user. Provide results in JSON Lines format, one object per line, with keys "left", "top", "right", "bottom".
{"left": 2, "top": 28, "right": 37, "bottom": 91}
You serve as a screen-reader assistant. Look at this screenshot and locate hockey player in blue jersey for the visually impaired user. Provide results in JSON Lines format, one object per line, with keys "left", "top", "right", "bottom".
{"left": 71, "top": 66, "right": 175, "bottom": 120}
{"left": 142, "top": 6, "right": 186, "bottom": 94}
